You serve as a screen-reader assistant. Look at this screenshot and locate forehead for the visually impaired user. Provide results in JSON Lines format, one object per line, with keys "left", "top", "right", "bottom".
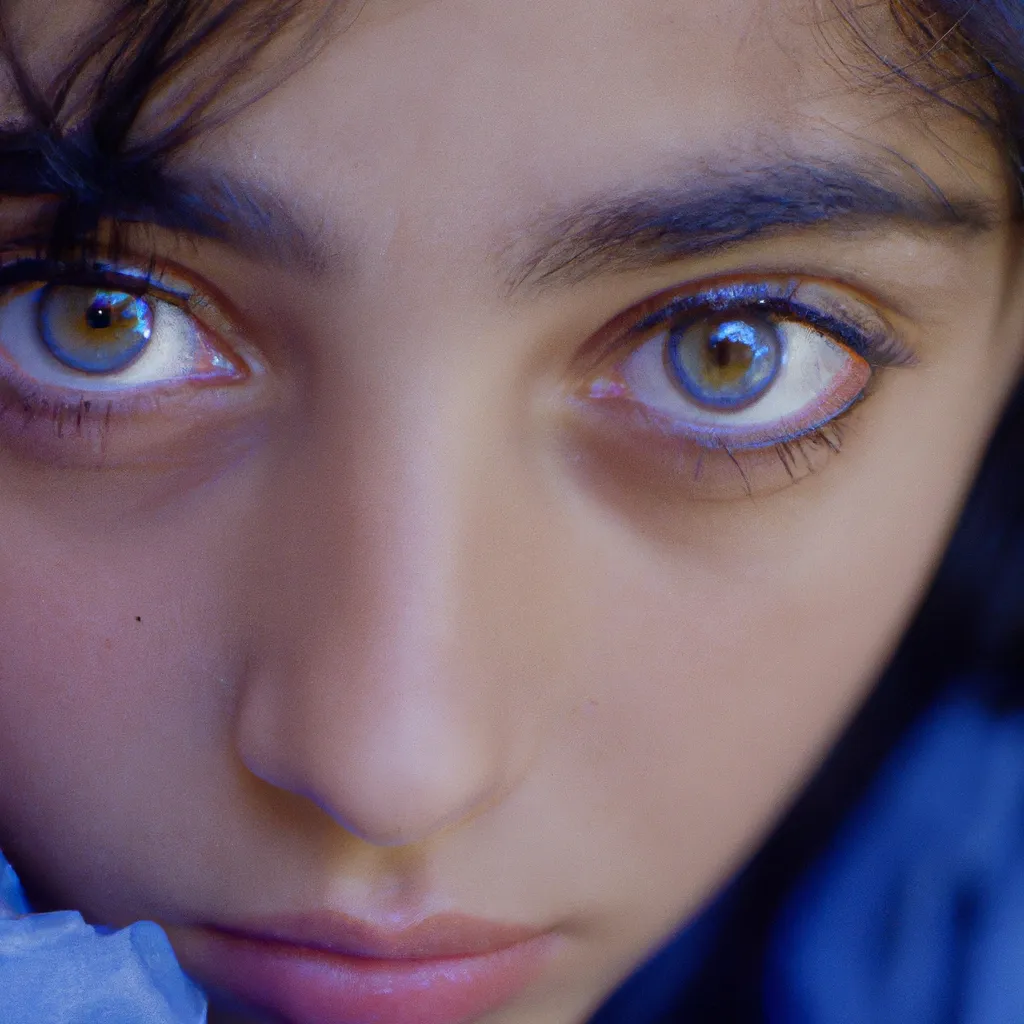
{"left": 19, "top": 0, "right": 984, "bottom": 169}
{"left": 281, "top": 0, "right": 851, "bottom": 163}
{"left": 11, "top": 0, "right": 1004, "bottom": 295}
{"left": 190, "top": 0, "right": 997, "bottom": 273}
{"left": 232, "top": 1, "right": 982, "bottom": 190}
{"left": 304, "top": 0, "right": 915, "bottom": 133}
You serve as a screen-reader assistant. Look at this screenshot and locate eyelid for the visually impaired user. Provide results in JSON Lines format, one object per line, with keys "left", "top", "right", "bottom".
{"left": 580, "top": 274, "right": 918, "bottom": 375}
{"left": 0, "top": 257, "right": 186, "bottom": 299}
{"left": 558, "top": 270, "right": 920, "bottom": 500}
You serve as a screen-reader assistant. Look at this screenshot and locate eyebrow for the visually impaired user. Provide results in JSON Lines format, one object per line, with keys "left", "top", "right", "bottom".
{"left": 0, "top": 134, "right": 1006, "bottom": 288}
{"left": 175, "top": 156, "right": 1005, "bottom": 292}
{"left": 499, "top": 160, "right": 1005, "bottom": 295}
{"left": 161, "top": 170, "right": 344, "bottom": 276}
{"left": 0, "top": 138, "right": 341, "bottom": 276}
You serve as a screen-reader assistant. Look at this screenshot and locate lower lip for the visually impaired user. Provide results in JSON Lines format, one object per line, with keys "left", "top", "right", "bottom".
{"left": 171, "top": 927, "right": 556, "bottom": 1024}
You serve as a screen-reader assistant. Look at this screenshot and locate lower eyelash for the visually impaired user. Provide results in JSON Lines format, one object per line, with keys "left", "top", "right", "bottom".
{"left": 0, "top": 387, "right": 117, "bottom": 456}
{"left": 772, "top": 422, "right": 845, "bottom": 481}
{"left": 682, "top": 383, "right": 856, "bottom": 496}
{"left": 695, "top": 422, "right": 850, "bottom": 499}
{"left": 563, "top": 386, "right": 860, "bottom": 501}
{"left": 0, "top": 353, "right": 183, "bottom": 467}
{"left": 687, "top": 424, "right": 845, "bottom": 496}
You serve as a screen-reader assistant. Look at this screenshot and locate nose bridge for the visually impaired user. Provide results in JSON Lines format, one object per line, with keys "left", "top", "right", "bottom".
{"left": 236, "top": 375, "right": 542, "bottom": 847}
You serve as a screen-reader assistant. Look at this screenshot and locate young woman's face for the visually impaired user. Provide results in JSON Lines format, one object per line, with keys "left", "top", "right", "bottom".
{"left": 0, "top": 1, "right": 1021, "bottom": 1021}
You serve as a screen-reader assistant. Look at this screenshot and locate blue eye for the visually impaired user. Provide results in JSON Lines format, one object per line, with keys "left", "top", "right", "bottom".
{"left": 568, "top": 275, "right": 921, "bottom": 499}
{"left": 0, "top": 259, "right": 252, "bottom": 398}
{"left": 667, "top": 313, "right": 781, "bottom": 410}
{"left": 38, "top": 286, "right": 154, "bottom": 374}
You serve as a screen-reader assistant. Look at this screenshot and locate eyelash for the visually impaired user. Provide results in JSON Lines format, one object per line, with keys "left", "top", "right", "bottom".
{"left": 0, "top": 257, "right": 161, "bottom": 294}
{"left": 628, "top": 281, "right": 910, "bottom": 368}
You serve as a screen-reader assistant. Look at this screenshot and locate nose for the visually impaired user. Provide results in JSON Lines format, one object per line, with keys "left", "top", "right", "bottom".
{"left": 232, "top": 382, "right": 554, "bottom": 848}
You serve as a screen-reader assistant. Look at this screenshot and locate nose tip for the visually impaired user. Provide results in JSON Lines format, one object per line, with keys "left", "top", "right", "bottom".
{"left": 234, "top": 649, "right": 521, "bottom": 848}
{"left": 301, "top": 730, "right": 509, "bottom": 848}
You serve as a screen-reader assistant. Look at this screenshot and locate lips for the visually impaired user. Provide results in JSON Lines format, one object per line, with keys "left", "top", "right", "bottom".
{"left": 209, "top": 909, "right": 549, "bottom": 959}
{"left": 165, "top": 911, "right": 559, "bottom": 1024}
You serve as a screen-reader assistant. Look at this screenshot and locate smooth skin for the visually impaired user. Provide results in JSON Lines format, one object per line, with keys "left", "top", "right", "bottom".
{"left": 0, "top": 1, "right": 1023, "bottom": 1022}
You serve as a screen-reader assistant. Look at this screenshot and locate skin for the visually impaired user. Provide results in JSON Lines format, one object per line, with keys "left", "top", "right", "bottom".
{"left": 1, "top": 0, "right": 1023, "bottom": 1021}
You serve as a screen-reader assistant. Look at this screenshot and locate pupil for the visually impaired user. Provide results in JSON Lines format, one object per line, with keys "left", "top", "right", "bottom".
{"left": 86, "top": 302, "right": 113, "bottom": 330}
{"left": 707, "top": 333, "right": 754, "bottom": 378}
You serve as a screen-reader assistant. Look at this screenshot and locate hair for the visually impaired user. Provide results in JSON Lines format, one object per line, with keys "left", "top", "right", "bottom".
{"left": 0, "top": 0, "right": 346, "bottom": 263}
{"left": 0, "top": 1, "right": 1021, "bottom": 1021}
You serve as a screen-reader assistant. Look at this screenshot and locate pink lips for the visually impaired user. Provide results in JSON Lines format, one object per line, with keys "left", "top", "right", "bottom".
{"left": 166, "top": 911, "right": 558, "bottom": 1024}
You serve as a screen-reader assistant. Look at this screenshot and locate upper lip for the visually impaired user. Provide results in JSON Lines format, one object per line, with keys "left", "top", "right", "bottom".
{"left": 204, "top": 910, "right": 549, "bottom": 960}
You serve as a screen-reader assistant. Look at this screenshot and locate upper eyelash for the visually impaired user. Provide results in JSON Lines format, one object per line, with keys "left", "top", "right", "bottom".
{"left": 0, "top": 257, "right": 181, "bottom": 301}
{"left": 625, "top": 280, "right": 915, "bottom": 369}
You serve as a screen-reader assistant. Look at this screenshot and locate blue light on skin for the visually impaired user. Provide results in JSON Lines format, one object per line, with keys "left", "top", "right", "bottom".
{"left": 38, "top": 285, "right": 154, "bottom": 374}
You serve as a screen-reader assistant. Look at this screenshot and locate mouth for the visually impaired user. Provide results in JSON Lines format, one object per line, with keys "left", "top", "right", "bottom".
{"left": 164, "top": 911, "right": 560, "bottom": 1024}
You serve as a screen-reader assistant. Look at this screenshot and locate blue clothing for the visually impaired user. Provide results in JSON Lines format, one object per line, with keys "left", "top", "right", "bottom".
{"left": 591, "top": 681, "right": 1024, "bottom": 1022}
{"left": 765, "top": 684, "right": 1024, "bottom": 1024}
{"left": 0, "top": 856, "right": 207, "bottom": 1023}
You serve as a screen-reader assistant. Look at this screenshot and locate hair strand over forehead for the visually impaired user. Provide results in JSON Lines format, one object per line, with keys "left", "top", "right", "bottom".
{"left": 0, "top": 0, "right": 347, "bottom": 257}
{"left": 841, "top": 0, "right": 1024, "bottom": 199}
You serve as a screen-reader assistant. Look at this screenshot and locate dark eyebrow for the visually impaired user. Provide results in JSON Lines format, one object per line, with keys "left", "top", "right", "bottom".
{"left": 0, "top": 134, "right": 1004, "bottom": 285}
{"left": 499, "top": 159, "right": 1006, "bottom": 296}
{"left": 158, "top": 169, "right": 343, "bottom": 276}
{"left": 164, "top": 157, "right": 1003, "bottom": 286}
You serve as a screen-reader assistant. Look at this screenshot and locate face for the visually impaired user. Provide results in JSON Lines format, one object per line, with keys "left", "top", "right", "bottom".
{"left": 0, "top": 1, "right": 1021, "bottom": 1022}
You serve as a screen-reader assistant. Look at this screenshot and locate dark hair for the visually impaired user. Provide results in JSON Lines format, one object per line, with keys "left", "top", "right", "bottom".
{"left": 0, "top": 0, "right": 343, "bottom": 261}
{"left": 1, "top": 2, "right": 1022, "bottom": 1022}
{"left": 845, "top": 2, "right": 1024, "bottom": 193}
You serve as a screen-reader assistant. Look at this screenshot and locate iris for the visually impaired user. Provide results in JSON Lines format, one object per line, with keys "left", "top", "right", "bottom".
{"left": 667, "top": 313, "right": 781, "bottom": 410}
{"left": 38, "top": 286, "right": 154, "bottom": 374}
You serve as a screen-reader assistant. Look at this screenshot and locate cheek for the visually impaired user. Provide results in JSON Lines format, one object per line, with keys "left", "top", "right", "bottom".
{"left": 0, "top": 478, "right": 245, "bottom": 913}
{"left": 542, "top": 545, "right": 894, "bottom": 912}
{"left": 542, "top": 358, "right": 1006, "bottom": 932}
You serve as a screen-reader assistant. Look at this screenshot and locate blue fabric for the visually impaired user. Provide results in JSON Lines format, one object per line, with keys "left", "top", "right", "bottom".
{"left": 0, "top": 852, "right": 208, "bottom": 1023}
{"left": 766, "top": 682, "right": 1024, "bottom": 1024}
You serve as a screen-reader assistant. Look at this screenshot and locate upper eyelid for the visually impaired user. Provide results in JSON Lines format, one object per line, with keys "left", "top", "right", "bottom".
{"left": 0, "top": 255, "right": 192, "bottom": 303}
{"left": 637, "top": 296, "right": 881, "bottom": 362}
{"left": 627, "top": 276, "right": 873, "bottom": 331}
{"left": 611, "top": 276, "right": 916, "bottom": 367}
{"left": 0, "top": 246, "right": 915, "bottom": 371}
{"left": 628, "top": 280, "right": 799, "bottom": 335}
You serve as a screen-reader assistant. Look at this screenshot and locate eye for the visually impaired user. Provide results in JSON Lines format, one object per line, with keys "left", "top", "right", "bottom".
{"left": 40, "top": 286, "right": 155, "bottom": 374}
{"left": 0, "top": 267, "right": 246, "bottom": 394}
{"left": 0, "top": 258, "right": 261, "bottom": 468}
{"left": 568, "top": 277, "right": 913, "bottom": 499}
{"left": 620, "top": 305, "right": 869, "bottom": 447}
